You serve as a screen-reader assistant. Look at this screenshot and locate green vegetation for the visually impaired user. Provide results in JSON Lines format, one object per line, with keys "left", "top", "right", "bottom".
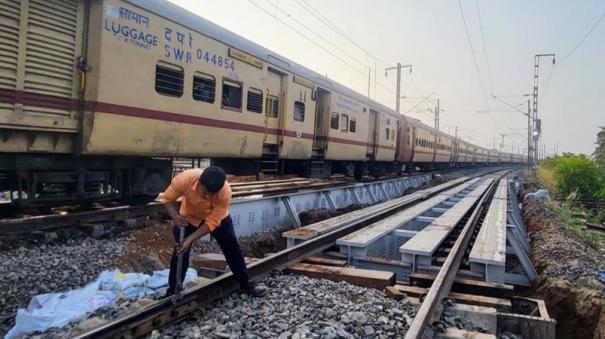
{"left": 549, "top": 194, "right": 605, "bottom": 250}
{"left": 535, "top": 151, "right": 605, "bottom": 249}
{"left": 537, "top": 154, "right": 605, "bottom": 201}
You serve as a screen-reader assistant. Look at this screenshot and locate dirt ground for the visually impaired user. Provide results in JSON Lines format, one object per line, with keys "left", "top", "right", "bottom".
{"left": 521, "top": 185, "right": 605, "bottom": 339}
{"left": 117, "top": 220, "right": 290, "bottom": 273}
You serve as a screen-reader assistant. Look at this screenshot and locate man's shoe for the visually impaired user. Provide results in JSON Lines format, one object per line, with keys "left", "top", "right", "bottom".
{"left": 241, "top": 283, "right": 267, "bottom": 297}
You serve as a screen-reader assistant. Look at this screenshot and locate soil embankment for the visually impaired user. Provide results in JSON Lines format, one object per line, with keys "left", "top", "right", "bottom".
{"left": 522, "top": 191, "right": 605, "bottom": 339}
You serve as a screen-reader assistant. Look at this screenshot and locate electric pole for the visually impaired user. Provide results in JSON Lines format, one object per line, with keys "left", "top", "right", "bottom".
{"left": 527, "top": 99, "right": 532, "bottom": 170}
{"left": 434, "top": 99, "right": 440, "bottom": 131}
{"left": 385, "top": 63, "right": 412, "bottom": 113}
{"left": 532, "top": 53, "right": 555, "bottom": 166}
{"left": 499, "top": 133, "right": 506, "bottom": 153}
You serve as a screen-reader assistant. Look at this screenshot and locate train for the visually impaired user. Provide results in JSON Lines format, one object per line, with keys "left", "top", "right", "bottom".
{"left": 0, "top": 0, "right": 525, "bottom": 209}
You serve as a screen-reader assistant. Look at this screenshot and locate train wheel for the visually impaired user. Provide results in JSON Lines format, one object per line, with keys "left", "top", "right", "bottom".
{"left": 354, "top": 163, "right": 365, "bottom": 181}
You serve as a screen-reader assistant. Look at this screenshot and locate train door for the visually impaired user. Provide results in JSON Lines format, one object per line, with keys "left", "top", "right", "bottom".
{"left": 367, "top": 109, "right": 379, "bottom": 157}
{"left": 263, "top": 68, "right": 286, "bottom": 147}
{"left": 395, "top": 119, "right": 403, "bottom": 159}
{"left": 312, "top": 88, "right": 330, "bottom": 152}
{"left": 410, "top": 126, "right": 417, "bottom": 160}
{"left": 432, "top": 132, "right": 437, "bottom": 163}
{"left": 396, "top": 120, "right": 412, "bottom": 163}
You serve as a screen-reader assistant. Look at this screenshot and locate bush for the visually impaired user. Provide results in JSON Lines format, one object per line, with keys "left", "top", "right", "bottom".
{"left": 553, "top": 155, "right": 605, "bottom": 201}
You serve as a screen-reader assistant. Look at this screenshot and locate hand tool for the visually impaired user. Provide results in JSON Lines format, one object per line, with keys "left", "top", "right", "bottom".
{"left": 172, "top": 224, "right": 185, "bottom": 304}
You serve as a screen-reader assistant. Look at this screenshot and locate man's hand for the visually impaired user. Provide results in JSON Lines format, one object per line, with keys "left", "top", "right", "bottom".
{"left": 172, "top": 214, "right": 189, "bottom": 227}
{"left": 164, "top": 201, "right": 188, "bottom": 227}
{"left": 177, "top": 237, "right": 193, "bottom": 254}
{"left": 176, "top": 224, "right": 211, "bottom": 254}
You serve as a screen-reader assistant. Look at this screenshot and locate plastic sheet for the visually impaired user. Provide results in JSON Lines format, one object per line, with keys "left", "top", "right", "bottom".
{"left": 5, "top": 268, "right": 197, "bottom": 339}
{"left": 524, "top": 189, "right": 551, "bottom": 202}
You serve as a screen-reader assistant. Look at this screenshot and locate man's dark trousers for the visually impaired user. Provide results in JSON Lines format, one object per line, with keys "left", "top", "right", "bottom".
{"left": 167, "top": 215, "right": 251, "bottom": 294}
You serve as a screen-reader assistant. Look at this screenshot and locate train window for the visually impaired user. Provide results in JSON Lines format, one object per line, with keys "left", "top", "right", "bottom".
{"left": 391, "top": 131, "right": 395, "bottom": 141}
{"left": 349, "top": 118, "right": 356, "bottom": 133}
{"left": 330, "top": 113, "right": 339, "bottom": 129}
{"left": 385, "top": 128, "right": 389, "bottom": 140}
{"left": 387, "top": 118, "right": 390, "bottom": 125}
{"left": 267, "top": 95, "right": 279, "bottom": 117}
{"left": 294, "top": 101, "right": 305, "bottom": 122}
{"left": 193, "top": 72, "right": 215, "bottom": 103}
{"left": 222, "top": 79, "right": 242, "bottom": 111}
{"left": 340, "top": 114, "right": 349, "bottom": 132}
{"left": 155, "top": 62, "right": 183, "bottom": 97}
{"left": 408, "top": 135, "right": 411, "bottom": 145}
{"left": 247, "top": 88, "right": 263, "bottom": 113}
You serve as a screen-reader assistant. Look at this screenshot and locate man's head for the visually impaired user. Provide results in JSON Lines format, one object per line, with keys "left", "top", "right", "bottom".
{"left": 199, "top": 166, "right": 226, "bottom": 197}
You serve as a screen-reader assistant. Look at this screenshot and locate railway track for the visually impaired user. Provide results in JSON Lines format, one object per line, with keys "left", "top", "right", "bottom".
{"left": 404, "top": 170, "right": 507, "bottom": 338}
{"left": 0, "top": 176, "right": 352, "bottom": 234}
{"left": 71, "top": 168, "right": 509, "bottom": 339}
{"left": 1, "top": 167, "right": 479, "bottom": 235}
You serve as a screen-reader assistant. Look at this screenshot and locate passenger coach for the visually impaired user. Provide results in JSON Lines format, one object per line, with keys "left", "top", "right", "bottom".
{"left": 0, "top": 0, "right": 524, "bottom": 208}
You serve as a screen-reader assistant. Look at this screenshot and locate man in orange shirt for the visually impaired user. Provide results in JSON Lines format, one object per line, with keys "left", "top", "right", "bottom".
{"left": 162, "top": 166, "right": 266, "bottom": 297}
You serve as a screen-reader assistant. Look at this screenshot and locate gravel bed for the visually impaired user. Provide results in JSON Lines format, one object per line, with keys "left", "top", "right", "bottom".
{"left": 522, "top": 194, "right": 605, "bottom": 338}
{"left": 0, "top": 236, "right": 128, "bottom": 336}
{"left": 161, "top": 273, "right": 417, "bottom": 339}
{"left": 524, "top": 197, "right": 605, "bottom": 293}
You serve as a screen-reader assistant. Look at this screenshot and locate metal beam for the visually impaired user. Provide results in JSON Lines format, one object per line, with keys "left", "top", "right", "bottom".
{"left": 282, "top": 196, "right": 301, "bottom": 228}
{"left": 405, "top": 173, "right": 505, "bottom": 339}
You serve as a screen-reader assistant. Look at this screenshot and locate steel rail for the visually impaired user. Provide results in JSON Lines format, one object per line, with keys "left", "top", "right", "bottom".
{"left": 404, "top": 170, "right": 509, "bottom": 339}
{"left": 0, "top": 203, "right": 167, "bottom": 234}
{"left": 73, "top": 170, "right": 505, "bottom": 339}
{"left": 0, "top": 173, "right": 429, "bottom": 234}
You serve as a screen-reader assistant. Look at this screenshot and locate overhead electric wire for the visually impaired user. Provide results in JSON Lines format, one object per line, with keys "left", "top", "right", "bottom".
{"left": 475, "top": 0, "right": 495, "bottom": 95}
{"left": 538, "top": 64, "right": 555, "bottom": 105}
{"left": 262, "top": 0, "right": 369, "bottom": 70}
{"left": 290, "top": 0, "right": 403, "bottom": 96}
{"left": 248, "top": 0, "right": 397, "bottom": 95}
{"left": 457, "top": 0, "right": 513, "bottom": 141}
{"left": 457, "top": 0, "right": 490, "bottom": 111}
{"left": 408, "top": 73, "right": 425, "bottom": 97}
{"left": 558, "top": 9, "right": 605, "bottom": 64}
{"left": 295, "top": 0, "right": 391, "bottom": 67}
{"left": 404, "top": 92, "right": 436, "bottom": 115}
{"left": 537, "top": 8, "right": 604, "bottom": 105}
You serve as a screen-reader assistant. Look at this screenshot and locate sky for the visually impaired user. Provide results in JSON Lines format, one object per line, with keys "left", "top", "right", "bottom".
{"left": 167, "top": 0, "right": 605, "bottom": 156}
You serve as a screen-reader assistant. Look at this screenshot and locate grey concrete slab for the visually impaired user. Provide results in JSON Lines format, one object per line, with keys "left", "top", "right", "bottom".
{"left": 336, "top": 179, "right": 479, "bottom": 248}
{"left": 399, "top": 179, "right": 493, "bottom": 260}
{"left": 469, "top": 181, "right": 508, "bottom": 272}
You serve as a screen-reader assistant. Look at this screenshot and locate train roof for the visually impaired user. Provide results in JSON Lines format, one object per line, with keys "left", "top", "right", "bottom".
{"left": 126, "top": 0, "right": 523, "bottom": 156}
{"left": 126, "top": 0, "right": 398, "bottom": 117}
